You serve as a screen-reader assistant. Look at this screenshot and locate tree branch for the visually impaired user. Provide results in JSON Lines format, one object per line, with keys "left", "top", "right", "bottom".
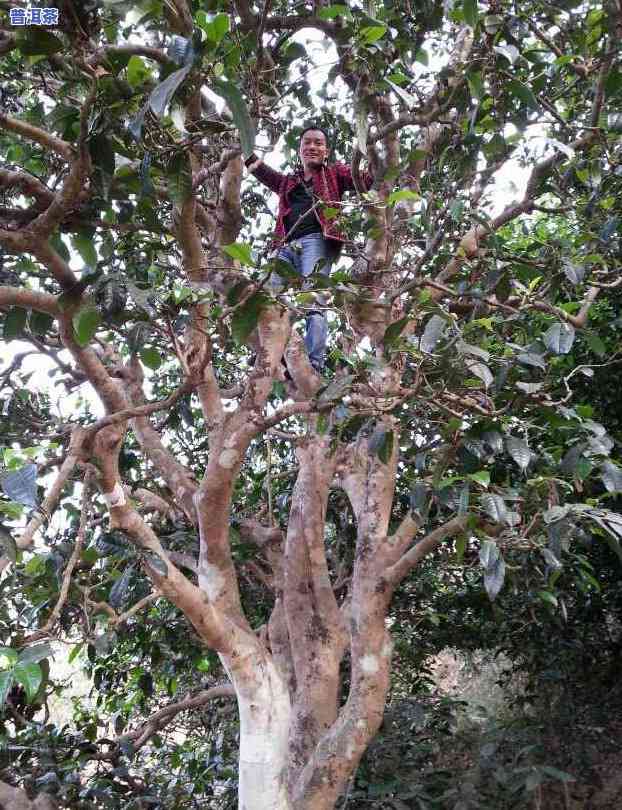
{"left": 0, "top": 285, "right": 59, "bottom": 316}
{"left": 114, "top": 684, "right": 235, "bottom": 752}
{"left": 21, "top": 472, "right": 93, "bottom": 645}
{"left": 386, "top": 516, "right": 468, "bottom": 585}
{"left": 0, "top": 113, "right": 73, "bottom": 160}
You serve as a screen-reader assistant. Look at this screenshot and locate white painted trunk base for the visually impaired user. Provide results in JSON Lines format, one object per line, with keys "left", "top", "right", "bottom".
{"left": 235, "top": 662, "right": 292, "bottom": 810}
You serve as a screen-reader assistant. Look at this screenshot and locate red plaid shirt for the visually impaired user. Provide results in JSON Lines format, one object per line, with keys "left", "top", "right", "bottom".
{"left": 250, "top": 160, "right": 373, "bottom": 247}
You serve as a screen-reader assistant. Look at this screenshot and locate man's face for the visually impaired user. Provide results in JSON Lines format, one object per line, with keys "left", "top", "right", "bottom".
{"left": 299, "top": 130, "right": 329, "bottom": 169}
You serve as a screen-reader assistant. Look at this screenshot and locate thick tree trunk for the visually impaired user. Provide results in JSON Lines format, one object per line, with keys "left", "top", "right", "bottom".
{"left": 234, "top": 658, "right": 292, "bottom": 810}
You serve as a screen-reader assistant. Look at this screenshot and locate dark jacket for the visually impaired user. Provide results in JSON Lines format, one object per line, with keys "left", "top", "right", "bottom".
{"left": 249, "top": 159, "right": 373, "bottom": 248}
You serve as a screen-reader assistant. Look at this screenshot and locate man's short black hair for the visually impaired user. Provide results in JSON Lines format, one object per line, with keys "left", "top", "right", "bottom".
{"left": 299, "top": 124, "right": 331, "bottom": 148}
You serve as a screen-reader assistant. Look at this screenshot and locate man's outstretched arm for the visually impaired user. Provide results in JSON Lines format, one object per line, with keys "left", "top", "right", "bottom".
{"left": 244, "top": 153, "right": 285, "bottom": 193}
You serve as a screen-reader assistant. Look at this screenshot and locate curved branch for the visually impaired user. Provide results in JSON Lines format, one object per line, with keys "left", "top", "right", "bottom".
{"left": 386, "top": 515, "right": 468, "bottom": 585}
{"left": 0, "top": 285, "right": 59, "bottom": 316}
{"left": 0, "top": 169, "right": 54, "bottom": 207}
{"left": 0, "top": 112, "right": 73, "bottom": 160}
{"left": 124, "top": 357, "right": 199, "bottom": 523}
{"left": 85, "top": 383, "right": 193, "bottom": 438}
{"left": 21, "top": 472, "right": 93, "bottom": 644}
{"left": 87, "top": 44, "right": 173, "bottom": 67}
{"left": 115, "top": 684, "right": 235, "bottom": 752}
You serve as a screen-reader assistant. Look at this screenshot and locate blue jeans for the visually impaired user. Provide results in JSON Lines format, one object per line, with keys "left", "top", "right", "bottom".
{"left": 274, "top": 233, "right": 333, "bottom": 370}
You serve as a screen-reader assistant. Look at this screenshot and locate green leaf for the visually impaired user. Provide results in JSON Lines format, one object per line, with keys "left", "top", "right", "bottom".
{"left": 494, "top": 44, "right": 519, "bottom": 65}
{"left": 0, "top": 647, "right": 18, "bottom": 666}
{"left": 71, "top": 233, "right": 98, "bottom": 268}
{"left": 483, "top": 13, "right": 503, "bottom": 33}
{"left": 226, "top": 279, "right": 253, "bottom": 306}
{"left": 450, "top": 200, "right": 465, "bottom": 223}
{"left": 223, "top": 242, "right": 255, "bottom": 266}
{"left": 462, "top": 0, "right": 479, "bottom": 28}
{"left": 17, "top": 30, "right": 64, "bottom": 55}
{"left": 18, "top": 643, "right": 53, "bottom": 665}
{"left": 457, "top": 340, "right": 489, "bottom": 361}
{"left": 360, "top": 25, "right": 387, "bottom": 45}
{"left": 484, "top": 555, "right": 505, "bottom": 601}
{"left": 316, "top": 412, "right": 329, "bottom": 435}
{"left": 385, "top": 79, "right": 417, "bottom": 109}
{"left": 387, "top": 71, "right": 410, "bottom": 86}
{"left": 467, "top": 70, "right": 484, "bottom": 100}
{"left": 604, "top": 69, "right": 622, "bottom": 99}
{"left": 126, "top": 55, "right": 151, "bottom": 87}
{"left": 517, "top": 352, "right": 546, "bottom": 370}
{"left": 72, "top": 306, "right": 101, "bottom": 347}
{"left": 128, "top": 323, "right": 151, "bottom": 354}
{"left": 128, "top": 103, "right": 149, "bottom": 142}
{"left": 383, "top": 316, "right": 409, "bottom": 347}
{"left": 354, "top": 95, "right": 369, "bottom": 153}
{"left": 458, "top": 482, "right": 470, "bottom": 515}
{"left": 149, "top": 64, "right": 192, "bottom": 118}
{"left": 212, "top": 78, "right": 255, "bottom": 158}
{"left": 109, "top": 564, "right": 135, "bottom": 609}
{"left": 455, "top": 533, "right": 467, "bottom": 562}
{"left": 3, "top": 307, "right": 27, "bottom": 340}
{"left": 68, "top": 643, "right": 84, "bottom": 664}
{"left": 420, "top": 314, "right": 448, "bottom": 353}
{"left": 508, "top": 80, "right": 539, "bottom": 110}
{"left": 89, "top": 134, "right": 116, "bottom": 180}
{"left": 506, "top": 437, "right": 533, "bottom": 472}
{"left": 231, "top": 292, "right": 268, "bottom": 346}
{"left": 140, "top": 152, "right": 155, "bottom": 197}
{"left": 29, "top": 311, "right": 54, "bottom": 336}
{"left": 318, "top": 4, "right": 352, "bottom": 19}
{"left": 469, "top": 471, "right": 490, "bottom": 488}
{"left": 0, "top": 671, "right": 14, "bottom": 708}
{"left": 410, "top": 482, "right": 430, "bottom": 519}
{"left": 537, "top": 590, "right": 558, "bottom": 608}
{"left": 543, "top": 321, "right": 575, "bottom": 354}
{"left": 601, "top": 461, "right": 622, "bottom": 493}
{"left": 415, "top": 48, "right": 429, "bottom": 66}
{"left": 541, "top": 766, "right": 576, "bottom": 783}
{"left": 481, "top": 493, "right": 507, "bottom": 523}
{"left": 140, "top": 346, "right": 162, "bottom": 370}
{"left": 465, "top": 360, "right": 493, "bottom": 389}
{"left": 167, "top": 152, "right": 192, "bottom": 207}
{"left": 386, "top": 189, "right": 419, "bottom": 206}
{"left": 197, "top": 12, "right": 230, "bottom": 43}
{"left": 50, "top": 232, "right": 70, "bottom": 262}
{"left": 479, "top": 538, "right": 498, "bottom": 568}
{"left": 13, "top": 661, "right": 43, "bottom": 703}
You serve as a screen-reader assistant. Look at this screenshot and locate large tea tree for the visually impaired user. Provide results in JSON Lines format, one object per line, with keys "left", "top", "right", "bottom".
{"left": 1, "top": 1, "right": 622, "bottom": 808}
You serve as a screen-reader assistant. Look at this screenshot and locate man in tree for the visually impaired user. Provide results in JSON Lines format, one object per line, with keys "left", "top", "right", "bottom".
{"left": 245, "top": 124, "right": 372, "bottom": 373}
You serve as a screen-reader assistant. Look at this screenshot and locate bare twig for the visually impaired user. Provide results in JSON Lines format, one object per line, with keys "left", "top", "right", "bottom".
{"left": 21, "top": 472, "right": 93, "bottom": 645}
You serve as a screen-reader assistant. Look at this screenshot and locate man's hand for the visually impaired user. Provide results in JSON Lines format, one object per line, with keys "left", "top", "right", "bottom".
{"left": 244, "top": 152, "right": 263, "bottom": 173}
